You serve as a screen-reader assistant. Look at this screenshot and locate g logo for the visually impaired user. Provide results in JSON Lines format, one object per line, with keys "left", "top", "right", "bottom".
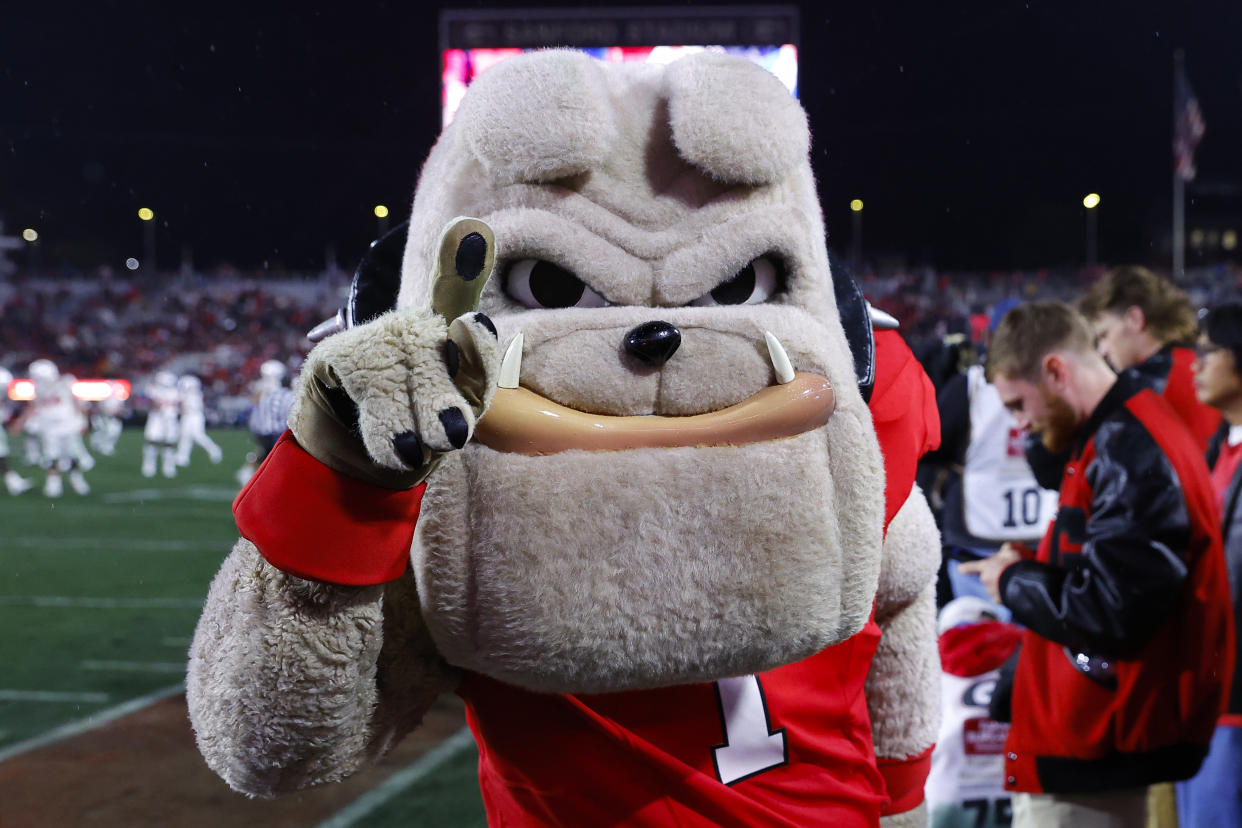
{"left": 962, "top": 678, "right": 997, "bottom": 708}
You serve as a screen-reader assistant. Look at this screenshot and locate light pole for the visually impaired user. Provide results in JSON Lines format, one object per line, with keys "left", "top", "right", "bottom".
{"left": 374, "top": 204, "right": 390, "bottom": 237}
{"left": 21, "top": 227, "right": 40, "bottom": 273}
{"left": 849, "top": 199, "right": 864, "bottom": 274}
{"left": 1083, "top": 193, "right": 1100, "bottom": 267}
{"left": 138, "top": 207, "right": 156, "bottom": 273}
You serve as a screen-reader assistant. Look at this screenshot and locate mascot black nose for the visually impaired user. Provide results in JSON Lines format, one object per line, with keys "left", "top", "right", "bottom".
{"left": 624, "top": 321, "right": 681, "bottom": 367}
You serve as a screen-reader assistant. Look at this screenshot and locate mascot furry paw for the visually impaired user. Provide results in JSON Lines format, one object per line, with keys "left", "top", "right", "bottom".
{"left": 188, "top": 50, "right": 942, "bottom": 827}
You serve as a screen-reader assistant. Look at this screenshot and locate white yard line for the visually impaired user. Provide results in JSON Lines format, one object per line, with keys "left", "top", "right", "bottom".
{"left": 3, "top": 537, "right": 218, "bottom": 552}
{"left": 315, "top": 727, "right": 476, "bottom": 828}
{"left": 0, "top": 683, "right": 184, "bottom": 764}
{"left": 0, "top": 595, "right": 202, "bottom": 609}
{"left": 80, "top": 660, "right": 186, "bottom": 674}
{"left": 0, "top": 690, "right": 110, "bottom": 703}
{"left": 103, "top": 486, "right": 239, "bottom": 503}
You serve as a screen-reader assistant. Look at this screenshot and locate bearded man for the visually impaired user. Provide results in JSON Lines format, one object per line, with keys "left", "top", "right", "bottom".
{"left": 959, "top": 301, "right": 1234, "bottom": 828}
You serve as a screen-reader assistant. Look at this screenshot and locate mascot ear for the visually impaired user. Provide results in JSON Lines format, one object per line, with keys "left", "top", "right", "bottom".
{"left": 828, "top": 253, "right": 897, "bottom": 404}
{"left": 308, "top": 221, "right": 409, "bottom": 341}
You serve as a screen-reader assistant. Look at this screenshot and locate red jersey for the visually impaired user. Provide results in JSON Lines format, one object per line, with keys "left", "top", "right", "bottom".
{"left": 235, "top": 331, "right": 942, "bottom": 825}
{"left": 460, "top": 625, "right": 885, "bottom": 827}
{"left": 457, "top": 330, "right": 940, "bottom": 827}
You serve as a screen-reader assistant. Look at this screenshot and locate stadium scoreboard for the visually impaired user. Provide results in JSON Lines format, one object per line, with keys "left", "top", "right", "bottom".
{"left": 439, "top": 5, "right": 800, "bottom": 125}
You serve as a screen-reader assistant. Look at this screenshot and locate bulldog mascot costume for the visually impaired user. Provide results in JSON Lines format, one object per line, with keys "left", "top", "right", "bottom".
{"left": 188, "top": 51, "right": 942, "bottom": 827}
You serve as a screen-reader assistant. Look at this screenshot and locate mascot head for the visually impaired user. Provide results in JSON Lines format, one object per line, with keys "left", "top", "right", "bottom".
{"left": 394, "top": 51, "right": 885, "bottom": 693}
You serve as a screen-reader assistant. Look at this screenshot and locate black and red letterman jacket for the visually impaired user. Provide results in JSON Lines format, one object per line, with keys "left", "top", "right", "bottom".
{"left": 996, "top": 373, "right": 1235, "bottom": 794}
{"left": 1130, "top": 345, "right": 1222, "bottom": 452}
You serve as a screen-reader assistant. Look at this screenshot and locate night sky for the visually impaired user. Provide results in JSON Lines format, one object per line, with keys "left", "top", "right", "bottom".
{"left": 3, "top": 1, "right": 1240, "bottom": 274}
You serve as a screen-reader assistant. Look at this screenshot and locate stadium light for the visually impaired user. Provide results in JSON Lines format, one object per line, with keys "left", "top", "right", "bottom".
{"left": 138, "top": 207, "right": 155, "bottom": 221}
{"left": 8, "top": 378, "right": 131, "bottom": 402}
{"left": 849, "top": 200, "right": 864, "bottom": 274}
{"left": 21, "top": 228, "right": 38, "bottom": 242}
{"left": 373, "top": 204, "right": 389, "bottom": 218}
{"left": 1083, "top": 193, "right": 1101, "bottom": 266}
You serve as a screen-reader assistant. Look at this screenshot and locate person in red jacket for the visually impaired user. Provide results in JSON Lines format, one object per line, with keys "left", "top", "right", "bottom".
{"left": 1078, "top": 265, "right": 1221, "bottom": 449}
{"left": 960, "top": 301, "right": 1234, "bottom": 828}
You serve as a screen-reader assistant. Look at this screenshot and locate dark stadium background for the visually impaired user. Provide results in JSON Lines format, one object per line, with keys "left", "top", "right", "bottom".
{"left": 3, "top": 0, "right": 1240, "bottom": 274}
{"left": 1, "top": 4, "right": 1239, "bottom": 826}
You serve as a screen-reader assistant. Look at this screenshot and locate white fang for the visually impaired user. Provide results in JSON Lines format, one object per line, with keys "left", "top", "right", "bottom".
{"left": 764, "top": 332, "right": 796, "bottom": 385}
{"left": 498, "top": 332, "right": 524, "bottom": 389}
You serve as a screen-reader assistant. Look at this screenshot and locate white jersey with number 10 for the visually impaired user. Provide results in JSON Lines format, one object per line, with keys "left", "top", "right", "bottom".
{"left": 961, "top": 365, "right": 1059, "bottom": 543}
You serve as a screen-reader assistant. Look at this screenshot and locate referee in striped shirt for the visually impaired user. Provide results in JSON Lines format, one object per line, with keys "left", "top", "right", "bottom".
{"left": 248, "top": 362, "right": 295, "bottom": 464}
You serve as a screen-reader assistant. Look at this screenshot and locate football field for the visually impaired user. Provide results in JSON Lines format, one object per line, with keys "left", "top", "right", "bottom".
{"left": 0, "top": 428, "right": 486, "bottom": 827}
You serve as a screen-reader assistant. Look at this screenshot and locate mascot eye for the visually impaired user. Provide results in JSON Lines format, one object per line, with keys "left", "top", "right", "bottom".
{"left": 504, "top": 259, "right": 609, "bottom": 309}
{"left": 690, "top": 256, "right": 786, "bottom": 307}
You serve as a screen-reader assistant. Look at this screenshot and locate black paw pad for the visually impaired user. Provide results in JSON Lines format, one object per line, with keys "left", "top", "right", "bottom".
{"left": 444, "top": 339, "right": 461, "bottom": 379}
{"left": 474, "top": 312, "right": 497, "bottom": 338}
{"left": 393, "top": 431, "right": 425, "bottom": 468}
{"left": 438, "top": 407, "right": 469, "bottom": 449}
{"left": 455, "top": 232, "right": 488, "bottom": 281}
{"left": 323, "top": 385, "right": 361, "bottom": 435}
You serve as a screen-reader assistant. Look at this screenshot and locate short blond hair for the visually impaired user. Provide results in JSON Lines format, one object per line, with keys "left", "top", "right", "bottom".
{"left": 1078, "top": 265, "right": 1198, "bottom": 346}
{"left": 986, "top": 301, "right": 1096, "bottom": 382}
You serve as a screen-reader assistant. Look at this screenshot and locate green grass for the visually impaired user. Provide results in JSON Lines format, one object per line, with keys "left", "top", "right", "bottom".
{"left": 0, "top": 428, "right": 249, "bottom": 750}
{"left": 0, "top": 427, "right": 488, "bottom": 827}
{"left": 357, "top": 739, "right": 487, "bottom": 828}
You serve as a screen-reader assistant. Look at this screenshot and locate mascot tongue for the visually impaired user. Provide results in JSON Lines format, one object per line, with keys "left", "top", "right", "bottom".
{"left": 475, "top": 332, "right": 835, "bottom": 454}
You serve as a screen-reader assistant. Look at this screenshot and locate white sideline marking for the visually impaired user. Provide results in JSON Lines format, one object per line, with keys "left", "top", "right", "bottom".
{"left": 81, "top": 660, "right": 186, "bottom": 674}
{"left": 0, "top": 683, "right": 184, "bottom": 764}
{"left": 103, "top": 486, "right": 238, "bottom": 503}
{"left": 0, "top": 690, "right": 110, "bottom": 703}
{"left": 5, "top": 537, "right": 217, "bottom": 552}
{"left": 0, "top": 596, "right": 202, "bottom": 609}
{"left": 315, "top": 727, "right": 475, "bottom": 828}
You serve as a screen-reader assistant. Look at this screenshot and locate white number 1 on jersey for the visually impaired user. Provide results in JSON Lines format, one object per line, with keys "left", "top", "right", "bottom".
{"left": 711, "top": 675, "right": 788, "bottom": 785}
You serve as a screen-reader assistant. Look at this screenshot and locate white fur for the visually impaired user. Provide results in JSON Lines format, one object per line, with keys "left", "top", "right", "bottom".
{"left": 416, "top": 420, "right": 883, "bottom": 693}
{"left": 665, "top": 51, "right": 810, "bottom": 185}
{"left": 456, "top": 50, "right": 619, "bottom": 185}
{"left": 187, "top": 541, "right": 455, "bottom": 796}
{"left": 188, "top": 52, "right": 940, "bottom": 814}
{"left": 867, "top": 491, "right": 943, "bottom": 762}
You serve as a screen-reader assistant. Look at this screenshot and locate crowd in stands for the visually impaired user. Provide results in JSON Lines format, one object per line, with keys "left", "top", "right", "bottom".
{"left": 0, "top": 265, "right": 347, "bottom": 422}
{"left": 2, "top": 259, "right": 1239, "bottom": 421}
{"left": 865, "top": 261, "right": 1242, "bottom": 359}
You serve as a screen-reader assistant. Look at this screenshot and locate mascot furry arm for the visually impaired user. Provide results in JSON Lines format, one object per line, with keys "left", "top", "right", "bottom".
{"left": 188, "top": 51, "right": 941, "bottom": 826}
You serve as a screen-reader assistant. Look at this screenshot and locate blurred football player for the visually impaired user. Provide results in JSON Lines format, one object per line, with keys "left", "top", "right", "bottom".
{"left": 0, "top": 366, "right": 33, "bottom": 495}
{"left": 142, "top": 370, "right": 181, "bottom": 478}
{"left": 89, "top": 394, "right": 125, "bottom": 456}
{"left": 13, "top": 359, "right": 90, "bottom": 497}
{"left": 61, "top": 373, "right": 95, "bottom": 472}
{"left": 175, "top": 374, "right": 222, "bottom": 466}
